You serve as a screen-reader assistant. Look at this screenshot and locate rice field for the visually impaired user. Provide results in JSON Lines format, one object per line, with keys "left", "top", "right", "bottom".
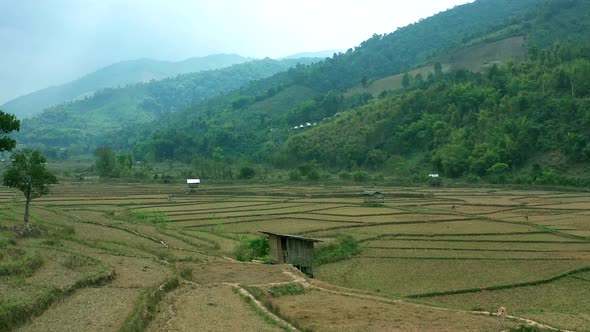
{"left": 1, "top": 181, "right": 589, "bottom": 331}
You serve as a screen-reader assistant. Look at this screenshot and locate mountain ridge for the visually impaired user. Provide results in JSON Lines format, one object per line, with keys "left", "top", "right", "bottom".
{"left": 17, "top": 57, "right": 321, "bottom": 152}
{"left": 2, "top": 54, "right": 252, "bottom": 119}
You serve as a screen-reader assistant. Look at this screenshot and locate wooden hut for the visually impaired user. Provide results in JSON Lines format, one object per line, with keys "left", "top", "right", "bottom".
{"left": 259, "top": 231, "right": 322, "bottom": 277}
{"left": 362, "top": 190, "right": 384, "bottom": 206}
{"left": 186, "top": 179, "right": 200, "bottom": 194}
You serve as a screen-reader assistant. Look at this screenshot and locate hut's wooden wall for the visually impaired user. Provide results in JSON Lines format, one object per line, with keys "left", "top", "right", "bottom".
{"left": 268, "top": 234, "right": 283, "bottom": 263}
{"left": 285, "top": 238, "right": 314, "bottom": 267}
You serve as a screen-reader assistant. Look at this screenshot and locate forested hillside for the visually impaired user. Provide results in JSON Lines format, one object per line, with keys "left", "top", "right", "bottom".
{"left": 2, "top": 54, "right": 250, "bottom": 119}
{"left": 286, "top": 43, "right": 590, "bottom": 184}
{"left": 17, "top": 57, "right": 318, "bottom": 153}
{"left": 104, "top": 0, "right": 589, "bottom": 167}
{"left": 298, "top": 0, "right": 543, "bottom": 92}
{"left": 98, "top": 0, "right": 546, "bottom": 160}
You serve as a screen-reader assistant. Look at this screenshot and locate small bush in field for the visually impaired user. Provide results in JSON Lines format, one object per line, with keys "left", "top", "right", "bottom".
{"left": 314, "top": 235, "right": 362, "bottom": 265}
{"left": 234, "top": 236, "right": 269, "bottom": 261}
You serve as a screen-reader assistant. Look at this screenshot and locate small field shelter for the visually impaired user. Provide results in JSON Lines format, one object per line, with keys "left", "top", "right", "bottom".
{"left": 259, "top": 231, "right": 322, "bottom": 277}
{"left": 186, "top": 179, "right": 200, "bottom": 193}
{"left": 362, "top": 190, "right": 385, "bottom": 206}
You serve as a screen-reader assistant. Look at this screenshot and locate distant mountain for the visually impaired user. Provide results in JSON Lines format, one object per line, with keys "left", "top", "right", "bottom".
{"left": 1, "top": 54, "right": 251, "bottom": 119}
{"left": 281, "top": 50, "right": 343, "bottom": 60}
{"left": 17, "top": 57, "right": 320, "bottom": 150}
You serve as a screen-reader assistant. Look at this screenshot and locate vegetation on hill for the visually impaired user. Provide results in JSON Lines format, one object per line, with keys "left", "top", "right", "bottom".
{"left": 286, "top": 42, "right": 590, "bottom": 184}
{"left": 17, "top": 57, "right": 319, "bottom": 155}
{"left": 95, "top": 0, "right": 551, "bottom": 163}
{"left": 1, "top": 54, "right": 250, "bottom": 119}
{"left": 297, "top": 0, "right": 542, "bottom": 93}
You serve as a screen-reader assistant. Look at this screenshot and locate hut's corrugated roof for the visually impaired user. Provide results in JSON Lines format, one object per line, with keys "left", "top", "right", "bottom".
{"left": 362, "top": 190, "right": 383, "bottom": 196}
{"left": 259, "top": 231, "right": 322, "bottom": 242}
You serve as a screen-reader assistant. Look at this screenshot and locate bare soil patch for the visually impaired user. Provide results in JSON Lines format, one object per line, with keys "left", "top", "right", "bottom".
{"left": 98, "top": 255, "right": 172, "bottom": 288}
{"left": 184, "top": 261, "right": 298, "bottom": 285}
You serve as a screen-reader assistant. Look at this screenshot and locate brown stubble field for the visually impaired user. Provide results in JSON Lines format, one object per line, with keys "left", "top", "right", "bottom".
{"left": 0, "top": 182, "right": 589, "bottom": 331}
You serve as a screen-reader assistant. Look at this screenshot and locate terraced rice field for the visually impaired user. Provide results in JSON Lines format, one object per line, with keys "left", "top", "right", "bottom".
{"left": 1, "top": 182, "right": 589, "bottom": 331}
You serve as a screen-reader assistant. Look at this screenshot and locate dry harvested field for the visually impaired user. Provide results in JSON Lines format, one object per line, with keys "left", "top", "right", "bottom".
{"left": 1, "top": 181, "right": 589, "bottom": 331}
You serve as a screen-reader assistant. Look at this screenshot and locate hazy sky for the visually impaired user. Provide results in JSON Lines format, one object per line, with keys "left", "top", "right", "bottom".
{"left": 0, "top": 0, "right": 472, "bottom": 104}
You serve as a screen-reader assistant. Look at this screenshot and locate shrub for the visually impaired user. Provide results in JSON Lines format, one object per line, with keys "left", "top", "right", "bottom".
{"left": 306, "top": 169, "right": 321, "bottom": 181}
{"left": 315, "top": 235, "right": 362, "bottom": 265}
{"left": 297, "top": 162, "right": 317, "bottom": 176}
{"left": 353, "top": 171, "right": 370, "bottom": 183}
{"left": 338, "top": 171, "right": 351, "bottom": 180}
{"left": 288, "top": 170, "right": 301, "bottom": 181}
{"left": 487, "top": 162, "right": 510, "bottom": 174}
{"left": 238, "top": 166, "right": 256, "bottom": 180}
{"left": 428, "top": 177, "right": 442, "bottom": 187}
{"left": 268, "top": 283, "right": 306, "bottom": 297}
{"left": 372, "top": 174, "right": 385, "bottom": 182}
{"left": 234, "top": 236, "right": 269, "bottom": 261}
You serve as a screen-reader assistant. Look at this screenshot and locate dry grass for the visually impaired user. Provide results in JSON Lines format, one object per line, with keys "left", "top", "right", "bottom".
{"left": 427, "top": 273, "right": 590, "bottom": 331}
{"left": 315, "top": 258, "right": 584, "bottom": 296}
{"left": 266, "top": 287, "right": 519, "bottom": 331}
{"left": 2, "top": 181, "right": 589, "bottom": 331}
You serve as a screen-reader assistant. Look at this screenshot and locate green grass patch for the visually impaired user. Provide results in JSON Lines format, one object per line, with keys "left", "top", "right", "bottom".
{"left": 0, "top": 264, "right": 113, "bottom": 331}
{"left": 316, "top": 258, "right": 584, "bottom": 297}
{"left": 126, "top": 210, "right": 168, "bottom": 224}
{"left": 0, "top": 249, "right": 44, "bottom": 276}
{"left": 73, "top": 238, "right": 135, "bottom": 256}
{"left": 268, "top": 283, "right": 306, "bottom": 297}
{"left": 509, "top": 326, "right": 552, "bottom": 332}
{"left": 0, "top": 234, "right": 16, "bottom": 249}
{"left": 407, "top": 266, "right": 590, "bottom": 298}
{"left": 178, "top": 266, "right": 193, "bottom": 281}
{"left": 239, "top": 285, "right": 307, "bottom": 331}
{"left": 118, "top": 277, "right": 179, "bottom": 332}
{"left": 315, "top": 234, "right": 362, "bottom": 265}
{"left": 0, "top": 286, "right": 62, "bottom": 331}
{"left": 231, "top": 286, "right": 292, "bottom": 331}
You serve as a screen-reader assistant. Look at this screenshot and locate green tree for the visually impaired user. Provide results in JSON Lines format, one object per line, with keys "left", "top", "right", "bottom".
{"left": 95, "top": 147, "right": 117, "bottom": 177}
{"left": 0, "top": 110, "right": 20, "bottom": 152}
{"left": 402, "top": 72, "right": 411, "bottom": 89}
{"left": 434, "top": 62, "right": 443, "bottom": 77}
{"left": 3, "top": 150, "right": 58, "bottom": 224}
{"left": 212, "top": 147, "right": 224, "bottom": 161}
{"left": 238, "top": 166, "right": 256, "bottom": 180}
{"left": 288, "top": 170, "right": 301, "bottom": 181}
